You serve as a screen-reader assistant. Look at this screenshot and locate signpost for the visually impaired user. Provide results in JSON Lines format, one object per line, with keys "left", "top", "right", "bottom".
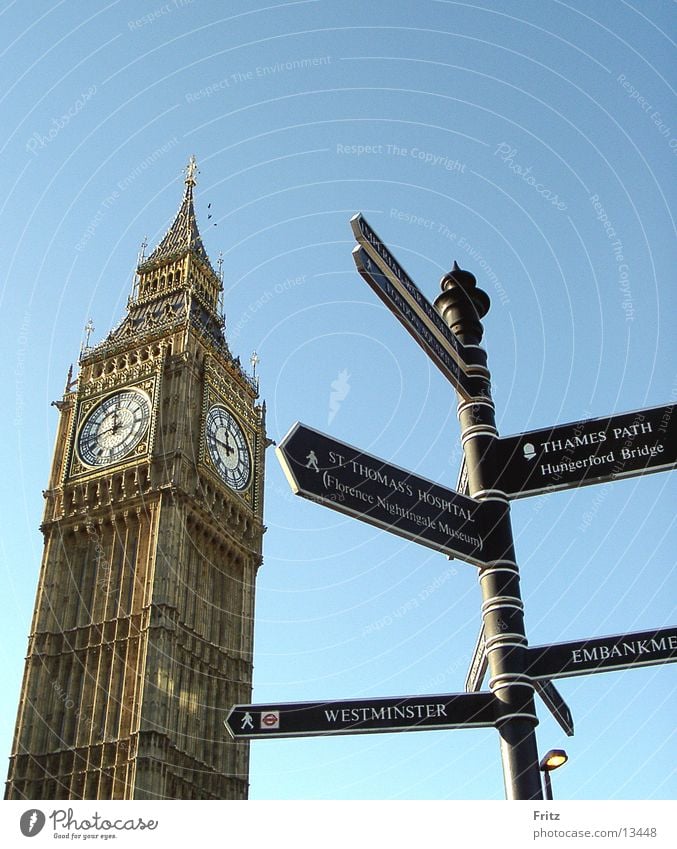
{"left": 464, "top": 625, "right": 575, "bottom": 737}
{"left": 276, "top": 422, "right": 500, "bottom": 567}
{"left": 495, "top": 405, "right": 676, "bottom": 499}
{"left": 225, "top": 692, "right": 497, "bottom": 739}
{"left": 239, "top": 212, "right": 677, "bottom": 801}
{"left": 525, "top": 626, "right": 677, "bottom": 681}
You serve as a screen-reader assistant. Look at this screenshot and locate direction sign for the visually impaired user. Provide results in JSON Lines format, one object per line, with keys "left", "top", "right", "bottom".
{"left": 525, "top": 626, "right": 677, "bottom": 681}
{"left": 351, "top": 214, "right": 470, "bottom": 368}
{"left": 465, "top": 622, "right": 488, "bottom": 693}
{"left": 456, "top": 455, "right": 469, "bottom": 496}
{"left": 350, "top": 214, "right": 489, "bottom": 401}
{"left": 353, "top": 246, "right": 475, "bottom": 399}
{"left": 224, "top": 692, "right": 497, "bottom": 739}
{"left": 495, "top": 404, "right": 677, "bottom": 498}
{"left": 276, "top": 422, "right": 501, "bottom": 567}
{"left": 463, "top": 625, "right": 574, "bottom": 735}
{"left": 533, "top": 680, "right": 574, "bottom": 737}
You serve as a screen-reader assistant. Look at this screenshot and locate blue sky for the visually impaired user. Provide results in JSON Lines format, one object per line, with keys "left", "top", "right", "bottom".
{"left": 0, "top": 0, "right": 674, "bottom": 802}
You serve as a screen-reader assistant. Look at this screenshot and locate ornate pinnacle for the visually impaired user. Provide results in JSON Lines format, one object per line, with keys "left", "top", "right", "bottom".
{"left": 137, "top": 236, "right": 148, "bottom": 265}
{"left": 185, "top": 154, "right": 198, "bottom": 188}
{"left": 64, "top": 364, "right": 74, "bottom": 393}
{"left": 80, "top": 318, "right": 95, "bottom": 354}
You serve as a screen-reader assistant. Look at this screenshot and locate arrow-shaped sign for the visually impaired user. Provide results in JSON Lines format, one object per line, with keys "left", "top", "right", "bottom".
{"left": 525, "top": 626, "right": 677, "bottom": 681}
{"left": 465, "top": 621, "right": 488, "bottom": 693}
{"left": 351, "top": 214, "right": 489, "bottom": 401}
{"left": 533, "top": 680, "right": 574, "bottom": 737}
{"left": 224, "top": 692, "right": 497, "bottom": 739}
{"left": 351, "top": 214, "right": 469, "bottom": 369}
{"left": 463, "top": 623, "right": 574, "bottom": 736}
{"left": 276, "top": 422, "right": 502, "bottom": 567}
{"left": 495, "top": 404, "right": 676, "bottom": 498}
{"left": 352, "top": 247, "right": 478, "bottom": 401}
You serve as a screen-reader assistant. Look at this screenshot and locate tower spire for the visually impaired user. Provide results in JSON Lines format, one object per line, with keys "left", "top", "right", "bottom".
{"left": 87, "top": 157, "right": 231, "bottom": 361}
{"left": 184, "top": 155, "right": 198, "bottom": 250}
{"left": 140, "top": 154, "right": 211, "bottom": 270}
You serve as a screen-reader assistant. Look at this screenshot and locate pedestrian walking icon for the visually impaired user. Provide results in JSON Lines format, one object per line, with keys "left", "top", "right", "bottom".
{"left": 305, "top": 450, "right": 320, "bottom": 472}
{"left": 241, "top": 712, "right": 254, "bottom": 730}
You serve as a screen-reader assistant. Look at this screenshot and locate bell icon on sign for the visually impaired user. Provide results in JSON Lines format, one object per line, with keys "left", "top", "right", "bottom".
{"left": 523, "top": 443, "right": 536, "bottom": 461}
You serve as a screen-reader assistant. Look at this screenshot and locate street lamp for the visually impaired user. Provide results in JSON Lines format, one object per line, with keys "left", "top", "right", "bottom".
{"left": 539, "top": 749, "right": 569, "bottom": 800}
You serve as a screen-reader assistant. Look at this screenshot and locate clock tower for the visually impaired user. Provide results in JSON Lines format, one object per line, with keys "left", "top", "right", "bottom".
{"left": 5, "top": 158, "right": 267, "bottom": 800}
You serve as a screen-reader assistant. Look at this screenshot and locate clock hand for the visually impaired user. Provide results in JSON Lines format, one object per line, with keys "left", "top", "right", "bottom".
{"left": 95, "top": 414, "right": 130, "bottom": 443}
{"left": 96, "top": 424, "right": 117, "bottom": 440}
{"left": 214, "top": 435, "right": 235, "bottom": 455}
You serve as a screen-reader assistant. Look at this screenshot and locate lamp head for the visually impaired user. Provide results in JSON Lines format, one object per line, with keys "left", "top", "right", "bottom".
{"left": 540, "top": 749, "right": 568, "bottom": 771}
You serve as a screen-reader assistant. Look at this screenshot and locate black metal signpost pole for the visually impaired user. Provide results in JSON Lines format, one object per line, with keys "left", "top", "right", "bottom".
{"left": 240, "top": 215, "right": 675, "bottom": 799}
{"left": 435, "top": 263, "right": 543, "bottom": 800}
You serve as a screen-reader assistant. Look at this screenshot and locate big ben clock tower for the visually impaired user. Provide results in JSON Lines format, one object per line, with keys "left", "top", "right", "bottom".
{"left": 5, "top": 158, "right": 266, "bottom": 800}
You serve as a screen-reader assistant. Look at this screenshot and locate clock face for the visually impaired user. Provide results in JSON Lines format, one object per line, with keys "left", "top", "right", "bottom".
{"left": 205, "top": 405, "right": 251, "bottom": 491}
{"left": 77, "top": 389, "right": 151, "bottom": 467}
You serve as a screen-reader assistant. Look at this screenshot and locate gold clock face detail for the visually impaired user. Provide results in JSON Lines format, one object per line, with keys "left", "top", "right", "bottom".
{"left": 77, "top": 389, "right": 151, "bottom": 467}
{"left": 205, "top": 405, "right": 251, "bottom": 491}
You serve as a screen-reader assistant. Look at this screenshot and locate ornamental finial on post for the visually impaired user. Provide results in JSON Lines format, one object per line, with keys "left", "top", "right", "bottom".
{"left": 434, "top": 261, "right": 490, "bottom": 346}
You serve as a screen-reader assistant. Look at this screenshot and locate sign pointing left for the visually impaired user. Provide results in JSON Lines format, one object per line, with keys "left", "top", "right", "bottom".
{"left": 276, "top": 422, "right": 500, "bottom": 567}
{"left": 225, "top": 692, "right": 497, "bottom": 739}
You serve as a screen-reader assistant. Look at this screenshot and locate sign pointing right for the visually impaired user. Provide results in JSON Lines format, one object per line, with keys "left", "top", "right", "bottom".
{"left": 525, "top": 626, "right": 677, "bottom": 681}
{"left": 495, "top": 404, "right": 676, "bottom": 498}
{"left": 533, "top": 680, "right": 574, "bottom": 738}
